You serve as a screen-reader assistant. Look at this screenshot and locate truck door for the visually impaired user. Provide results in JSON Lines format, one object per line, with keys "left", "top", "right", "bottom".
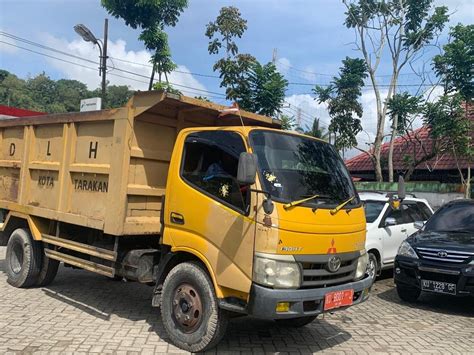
{"left": 164, "top": 130, "right": 256, "bottom": 295}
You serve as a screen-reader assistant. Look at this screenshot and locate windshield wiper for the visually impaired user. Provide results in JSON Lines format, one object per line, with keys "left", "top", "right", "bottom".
{"left": 283, "top": 194, "right": 320, "bottom": 210}
{"left": 330, "top": 196, "right": 355, "bottom": 215}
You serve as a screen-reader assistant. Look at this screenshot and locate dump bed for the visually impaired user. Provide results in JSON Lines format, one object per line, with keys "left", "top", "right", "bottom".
{"left": 0, "top": 92, "right": 280, "bottom": 236}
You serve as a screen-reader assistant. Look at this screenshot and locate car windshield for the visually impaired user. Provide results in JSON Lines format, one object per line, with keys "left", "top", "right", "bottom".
{"left": 363, "top": 201, "right": 385, "bottom": 223}
{"left": 249, "top": 130, "right": 358, "bottom": 207}
{"left": 424, "top": 203, "right": 474, "bottom": 233}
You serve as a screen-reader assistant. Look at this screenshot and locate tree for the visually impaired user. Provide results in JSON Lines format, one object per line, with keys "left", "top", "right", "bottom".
{"left": 427, "top": 24, "right": 473, "bottom": 197}
{"left": 306, "top": 118, "right": 329, "bottom": 140}
{"left": 0, "top": 70, "right": 134, "bottom": 112}
{"left": 101, "top": 0, "right": 188, "bottom": 89}
{"left": 236, "top": 61, "right": 287, "bottom": 116}
{"left": 343, "top": 0, "right": 449, "bottom": 182}
{"left": 280, "top": 114, "right": 296, "bottom": 130}
{"left": 386, "top": 92, "right": 423, "bottom": 179}
{"left": 206, "top": 6, "right": 287, "bottom": 117}
{"left": 313, "top": 57, "right": 368, "bottom": 151}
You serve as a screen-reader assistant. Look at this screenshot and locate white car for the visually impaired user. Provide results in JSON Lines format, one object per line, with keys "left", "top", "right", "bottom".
{"left": 360, "top": 192, "right": 434, "bottom": 279}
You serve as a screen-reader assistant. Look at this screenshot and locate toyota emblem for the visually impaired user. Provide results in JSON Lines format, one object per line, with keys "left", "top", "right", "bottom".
{"left": 327, "top": 256, "right": 342, "bottom": 273}
{"left": 437, "top": 250, "right": 448, "bottom": 258}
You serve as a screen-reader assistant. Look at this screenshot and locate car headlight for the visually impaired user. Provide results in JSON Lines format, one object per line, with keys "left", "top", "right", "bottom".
{"left": 355, "top": 250, "right": 369, "bottom": 280}
{"left": 397, "top": 241, "right": 418, "bottom": 259}
{"left": 253, "top": 254, "right": 301, "bottom": 289}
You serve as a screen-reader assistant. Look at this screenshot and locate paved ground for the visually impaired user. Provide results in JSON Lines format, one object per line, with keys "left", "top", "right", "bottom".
{"left": 1, "top": 247, "right": 473, "bottom": 354}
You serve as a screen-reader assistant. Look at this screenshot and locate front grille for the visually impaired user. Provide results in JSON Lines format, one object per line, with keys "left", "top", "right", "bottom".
{"left": 298, "top": 253, "right": 359, "bottom": 288}
{"left": 416, "top": 247, "right": 474, "bottom": 264}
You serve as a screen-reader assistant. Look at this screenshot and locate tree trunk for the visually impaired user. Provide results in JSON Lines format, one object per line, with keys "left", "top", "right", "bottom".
{"left": 388, "top": 113, "right": 398, "bottom": 182}
{"left": 148, "top": 61, "right": 157, "bottom": 91}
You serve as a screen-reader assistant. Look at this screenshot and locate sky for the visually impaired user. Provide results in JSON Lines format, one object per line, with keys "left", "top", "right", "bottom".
{"left": 1, "top": 0, "right": 473, "bottom": 157}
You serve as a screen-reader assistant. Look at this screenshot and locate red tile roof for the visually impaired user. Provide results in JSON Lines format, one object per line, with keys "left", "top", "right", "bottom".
{"left": 0, "top": 105, "right": 45, "bottom": 118}
{"left": 346, "top": 104, "right": 473, "bottom": 172}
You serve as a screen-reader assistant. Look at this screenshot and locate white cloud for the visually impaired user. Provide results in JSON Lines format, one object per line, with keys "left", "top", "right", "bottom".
{"left": 39, "top": 33, "right": 208, "bottom": 96}
{"left": 434, "top": 0, "right": 474, "bottom": 24}
{"left": 284, "top": 93, "right": 330, "bottom": 130}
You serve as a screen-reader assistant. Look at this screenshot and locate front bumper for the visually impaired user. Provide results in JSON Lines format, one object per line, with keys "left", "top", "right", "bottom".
{"left": 247, "top": 275, "right": 372, "bottom": 319}
{"left": 394, "top": 256, "right": 474, "bottom": 296}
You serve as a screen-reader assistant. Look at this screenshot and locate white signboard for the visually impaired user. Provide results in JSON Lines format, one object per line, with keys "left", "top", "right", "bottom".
{"left": 80, "top": 97, "right": 102, "bottom": 112}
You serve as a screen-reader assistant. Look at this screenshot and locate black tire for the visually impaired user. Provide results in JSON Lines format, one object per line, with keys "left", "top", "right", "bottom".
{"left": 160, "top": 261, "right": 229, "bottom": 352}
{"left": 396, "top": 284, "right": 421, "bottom": 302}
{"left": 275, "top": 315, "right": 317, "bottom": 327}
{"left": 367, "top": 252, "right": 379, "bottom": 280}
{"left": 36, "top": 249, "right": 59, "bottom": 287}
{"left": 5, "top": 228, "right": 42, "bottom": 288}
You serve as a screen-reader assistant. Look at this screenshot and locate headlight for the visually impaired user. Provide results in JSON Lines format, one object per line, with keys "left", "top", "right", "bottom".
{"left": 355, "top": 250, "right": 369, "bottom": 280}
{"left": 397, "top": 241, "right": 418, "bottom": 259}
{"left": 253, "top": 254, "right": 301, "bottom": 289}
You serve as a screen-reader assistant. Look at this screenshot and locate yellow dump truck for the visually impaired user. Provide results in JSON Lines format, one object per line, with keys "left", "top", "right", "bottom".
{"left": 0, "top": 91, "right": 371, "bottom": 352}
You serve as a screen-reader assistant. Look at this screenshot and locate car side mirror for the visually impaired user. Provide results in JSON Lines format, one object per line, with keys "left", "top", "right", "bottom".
{"left": 384, "top": 217, "right": 397, "bottom": 227}
{"left": 237, "top": 152, "right": 257, "bottom": 185}
{"left": 414, "top": 221, "right": 424, "bottom": 230}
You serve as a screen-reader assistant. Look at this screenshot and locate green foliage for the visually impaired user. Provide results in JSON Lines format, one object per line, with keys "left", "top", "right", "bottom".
{"left": 194, "top": 96, "right": 210, "bottom": 102}
{"left": 152, "top": 81, "right": 181, "bottom": 95}
{"left": 235, "top": 61, "right": 287, "bottom": 117}
{"left": 279, "top": 114, "right": 295, "bottom": 130}
{"left": 424, "top": 93, "right": 471, "bottom": 158}
{"left": 0, "top": 70, "right": 134, "bottom": 112}
{"left": 306, "top": 118, "right": 329, "bottom": 140}
{"left": 101, "top": 0, "right": 188, "bottom": 86}
{"left": 387, "top": 92, "right": 422, "bottom": 132}
{"left": 206, "top": 6, "right": 287, "bottom": 117}
{"left": 313, "top": 57, "right": 368, "bottom": 150}
{"left": 205, "top": 6, "right": 248, "bottom": 57}
{"left": 433, "top": 24, "right": 474, "bottom": 102}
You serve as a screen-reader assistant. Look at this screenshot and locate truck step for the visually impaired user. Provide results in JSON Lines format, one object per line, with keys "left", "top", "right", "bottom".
{"left": 42, "top": 234, "right": 117, "bottom": 261}
{"left": 44, "top": 249, "right": 115, "bottom": 277}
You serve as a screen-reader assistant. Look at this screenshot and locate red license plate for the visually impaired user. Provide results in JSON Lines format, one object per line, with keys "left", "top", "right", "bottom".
{"left": 324, "top": 289, "right": 354, "bottom": 311}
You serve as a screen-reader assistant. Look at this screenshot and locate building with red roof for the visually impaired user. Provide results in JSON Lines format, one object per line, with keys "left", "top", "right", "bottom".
{"left": 0, "top": 105, "right": 45, "bottom": 119}
{"left": 345, "top": 105, "right": 473, "bottom": 183}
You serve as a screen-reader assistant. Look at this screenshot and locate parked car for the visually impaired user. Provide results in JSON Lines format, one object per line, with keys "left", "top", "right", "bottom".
{"left": 394, "top": 199, "right": 474, "bottom": 301}
{"left": 360, "top": 192, "right": 434, "bottom": 279}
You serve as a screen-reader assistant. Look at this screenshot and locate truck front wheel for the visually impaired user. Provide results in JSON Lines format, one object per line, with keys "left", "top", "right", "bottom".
{"left": 5, "top": 228, "right": 42, "bottom": 288}
{"left": 160, "top": 261, "right": 229, "bottom": 352}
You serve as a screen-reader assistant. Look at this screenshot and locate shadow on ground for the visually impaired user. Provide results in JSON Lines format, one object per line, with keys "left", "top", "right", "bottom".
{"left": 0, "top": 257, "right": 351, "bottom": 353}
{"left": 376, "top": 278, "right": 474, "bottom": 318}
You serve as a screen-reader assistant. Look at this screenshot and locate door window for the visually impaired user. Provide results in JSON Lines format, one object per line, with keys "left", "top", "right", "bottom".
{"left": 416, "top": 202, "right": 433, "bottom": 220}
{"left": 404, "top": 202, "right": 426, "bottom": 222}
{"left": 181, "top": 131, "right": 249, "bottom": 213}
{"left": 384, "top": 204, "right": 409, "bottom": 225}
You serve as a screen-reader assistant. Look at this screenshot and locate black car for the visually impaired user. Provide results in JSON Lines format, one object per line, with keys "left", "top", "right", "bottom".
{"left": 394, "top": 199, "right": 474, "bottom": 302}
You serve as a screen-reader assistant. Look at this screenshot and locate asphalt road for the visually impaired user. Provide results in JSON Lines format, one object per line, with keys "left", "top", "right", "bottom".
{"left": 1, "top": 247, "right": 473, "bottom": 354}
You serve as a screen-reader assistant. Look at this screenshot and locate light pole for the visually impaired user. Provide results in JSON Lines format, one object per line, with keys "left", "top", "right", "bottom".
{"left": 74, "top": 19, "right": 108, "bottom": 108}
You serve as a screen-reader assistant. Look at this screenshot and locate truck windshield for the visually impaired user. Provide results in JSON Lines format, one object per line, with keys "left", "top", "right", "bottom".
{"left": 249, "top": 130, "right": 359, "bottom": 208}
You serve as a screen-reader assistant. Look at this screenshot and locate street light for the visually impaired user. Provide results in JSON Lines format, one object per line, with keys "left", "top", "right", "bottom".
{"left": 74, "top": 20, "right": 108, "bottom": 108}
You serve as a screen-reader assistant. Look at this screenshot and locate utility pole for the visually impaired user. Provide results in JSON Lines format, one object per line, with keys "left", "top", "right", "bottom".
{"left": 101, "top": 19, "right": 108, "bottom": 107}
{"left": 296, "top": 107, "right": 302, "bottom": 129}
{"left": 272, "top": 48, "right": 278, "bottom": 65}
{"left": 74, "top": 19, "right": 108, "bottom": 109}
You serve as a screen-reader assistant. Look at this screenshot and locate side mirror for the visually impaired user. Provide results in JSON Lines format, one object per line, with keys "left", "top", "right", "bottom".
{"left": 397, "top": 176, "right": 406, "bottom": 200}
{"left": 384, "top": 217, "right": 397, "bottom": 227}
{"left": 237, "top": 152, "right": 257, "bottom": 185}
{"left": 263, "top": 197, "right": 274, "bottom": 215}
{"left": 414, "top": 221, "right": 424, "bottom": 230}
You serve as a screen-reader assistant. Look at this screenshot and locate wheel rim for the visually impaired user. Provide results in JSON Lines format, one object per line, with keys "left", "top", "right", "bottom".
{"left": 10, "top": 240, "right": 24, "bottom": 274}
{"left": 172, "top": 283, "right": 203, "bottom": 333}
{"left": 368, "top": 258, "right": 376, "bottom": 279}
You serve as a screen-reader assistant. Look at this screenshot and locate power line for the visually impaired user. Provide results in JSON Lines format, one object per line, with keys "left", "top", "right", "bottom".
{"left": 0, "top": 40, "right": 227, "bottom": 99}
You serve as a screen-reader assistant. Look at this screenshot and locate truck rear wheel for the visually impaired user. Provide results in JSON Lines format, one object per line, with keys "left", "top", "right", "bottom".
{"left": 160, "top": 262, "right": 229, "bottom": 352}
{"left": 5, "top": 228, "right": 42, "bottom": 288}
{"left": 36, "top": 249, "right": 59, "bottom": 287}
{"left": 275, "top": 315, "right": 317, "bottom": 327}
